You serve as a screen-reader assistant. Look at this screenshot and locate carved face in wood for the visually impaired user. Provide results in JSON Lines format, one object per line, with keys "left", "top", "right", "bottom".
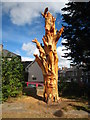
{"left": 46, "top": 75, "right": 56, "bottom": 88}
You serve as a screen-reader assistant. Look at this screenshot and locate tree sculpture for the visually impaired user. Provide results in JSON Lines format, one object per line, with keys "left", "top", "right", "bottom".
{"left": 32, "top": 8, "right": 64, "bottom": 103}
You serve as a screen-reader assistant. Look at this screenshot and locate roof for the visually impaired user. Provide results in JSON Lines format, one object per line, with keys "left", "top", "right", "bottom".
{"left": 58, "top": 67, "right": 77, "bottom": 73}
{"left": 22, "top": 61, "right": 32, "bottom": 69}
{"left": 2, "top": 49, "right": 21, "bottom": 58}
{"left": 25, "top": 60, "right": 36, "bottom": 71}
{"left": 66, "top": 68, "right": 74, "bottom": 72}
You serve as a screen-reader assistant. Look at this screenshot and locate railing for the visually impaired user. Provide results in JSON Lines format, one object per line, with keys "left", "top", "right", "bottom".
{"left": 26, "top": 82, "right": 43, "bottom": 88}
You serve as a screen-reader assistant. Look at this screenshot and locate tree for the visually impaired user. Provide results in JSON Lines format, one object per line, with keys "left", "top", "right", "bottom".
{"left": 61, "top": 2, "right": 90, "bottom": 71}
{"left": 2, "top": 56, "right": 24, "bottom": 101}
{"left": 32, "top": 8, "right": 64, "bottom": 103}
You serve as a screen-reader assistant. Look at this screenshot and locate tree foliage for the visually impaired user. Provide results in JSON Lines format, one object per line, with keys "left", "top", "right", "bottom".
{"left": 2, "top": 56, "right": 24, "bottom": 101}
{"left": 61, "top": 2, "right": 90, "bottom": 71}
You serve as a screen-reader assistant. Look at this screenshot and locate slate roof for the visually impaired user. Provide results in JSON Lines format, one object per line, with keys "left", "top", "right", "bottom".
{"left": 25, "top": 60, "right": 35, "bottom": 71}
{"left": 22, "top": 61, "right": 32, "bottom": 69}
{"left": 2, "top": 49, "right": 21, "bottom": 58}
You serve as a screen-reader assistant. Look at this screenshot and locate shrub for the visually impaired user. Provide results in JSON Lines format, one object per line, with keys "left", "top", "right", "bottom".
{"left": 58, "top": 80, "right": 88, "bottom": 99}
{"left": 2, "top": 56, "right": 24, "bottom": 101}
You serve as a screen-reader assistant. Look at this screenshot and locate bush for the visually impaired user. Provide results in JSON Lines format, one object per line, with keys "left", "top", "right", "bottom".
{"left": 2, "top": 56, "right": 24, "bottom": 101}
{"left": 58, "top": 81, "right": 88, "bottom": 99}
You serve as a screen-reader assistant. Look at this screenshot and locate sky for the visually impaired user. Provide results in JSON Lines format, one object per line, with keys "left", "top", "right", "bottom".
{"left": 1, "top": 1, "right": 71, "bottom": 68}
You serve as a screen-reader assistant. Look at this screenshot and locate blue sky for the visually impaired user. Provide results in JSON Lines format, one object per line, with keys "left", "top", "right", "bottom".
{"left": 1, "top": 1, "right": 71, "bottom": 68}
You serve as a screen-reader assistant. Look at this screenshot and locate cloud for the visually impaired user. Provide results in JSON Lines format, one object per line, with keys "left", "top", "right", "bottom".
{"left": 57, "top": 39, "right": 71, "bottom": 68}
{"left": 22, "top": 42, "right": 39, "bottom": 56}
{"left": 2, "top": 1, "right": 68, "bottom": 26}
{"left": 21, "top": 56, "right": 34, "bottom": 61}
{"left": 22, "top": 40, "right": 71, "bottom": 67}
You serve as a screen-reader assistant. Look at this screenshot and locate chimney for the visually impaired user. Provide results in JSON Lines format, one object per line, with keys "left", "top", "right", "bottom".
{"left": 62, "top": 67, "right": 64, "bottom": 70}
{"left": 0, "top": 44, "right": 3, "bottom": 52}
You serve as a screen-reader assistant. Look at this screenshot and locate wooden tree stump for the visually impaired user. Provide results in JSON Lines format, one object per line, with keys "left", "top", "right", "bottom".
{"left": 32, "top": 8, "right": 64, "bottom": 103}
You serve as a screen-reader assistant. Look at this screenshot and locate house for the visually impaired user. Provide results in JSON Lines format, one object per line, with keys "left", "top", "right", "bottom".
{"left": 25, "top": 60, "right": 44, "bottom": 83}
{"left": 0, "top": 44, "right": 2, "bottom": 88}
{"left": 21, "top": 61, "right": 32, "bottom": 82}
{"left": 0, "top": 44, "right": 43, "bottom": 84}
{"left": 22, "top": 61, "right": 32, "bottom": 70}
{"left": 0, "top": 44, "right": 21, "bottom": 60}
{"left": 0, "top": 44, "right": 22, "bottom": 87}
{"left": 58, "top": 65, "right": 89, "bottom": 84}
{"left": 0, "top": 44, "right": 3, "bottom": 55}
{"left": 2, "top": 49, "right": 21, "bottom": 59}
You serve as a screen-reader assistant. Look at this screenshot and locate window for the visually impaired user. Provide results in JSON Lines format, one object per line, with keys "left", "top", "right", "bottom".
{"left": 86, "top": 79, "right": 88, "bottom": 83}
{"left": 82, "top": 71, "right": 84, "bottom": 75}
{"left": 72, "top": 72, "right": 74, "bottom": 76}
{"left": 32, "top": 77, "right": 36, "bottom": 80}
{"left": 80, "top": 77, "right": 82, "bottom": 82}
{"left": 86, "top": 72, "right": 88, "bottom": 75}
{"left": 74, "top": 78, "right": 77, "bottom": 82}
{"left": 76, "top": 72, "right": 77, "bottom": 76}
{"left": 32, "top": 75, "right": 36, "bottom": 80}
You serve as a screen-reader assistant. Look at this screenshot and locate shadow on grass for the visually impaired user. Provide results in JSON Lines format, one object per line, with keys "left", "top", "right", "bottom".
{"left": 22, "top": 87, "right": 43, "bottom": 101}
{"left": 61, "top": 94, "right": 89, "bottom": 103}
{"left": 69, "top": 103, "right": 90, "bottom": 113}
{"left": 53, "top": 109, "right": 63, "bottom": 117}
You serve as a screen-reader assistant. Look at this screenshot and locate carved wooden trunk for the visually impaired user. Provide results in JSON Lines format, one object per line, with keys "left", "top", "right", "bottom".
{"left": 32, "top": 8, "right": 64, "bottom": 103}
